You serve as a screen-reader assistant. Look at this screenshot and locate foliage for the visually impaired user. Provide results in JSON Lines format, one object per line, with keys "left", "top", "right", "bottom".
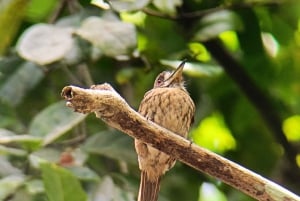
{"left": 0, "top": 0, "right": 300, "bottom": 201}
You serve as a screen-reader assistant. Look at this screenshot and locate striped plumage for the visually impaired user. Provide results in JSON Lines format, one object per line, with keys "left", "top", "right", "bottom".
{"left": 135, "top": 61, "right": 195, "bottom": 201}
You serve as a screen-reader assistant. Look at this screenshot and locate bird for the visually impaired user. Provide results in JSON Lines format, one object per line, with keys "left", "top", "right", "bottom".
{"left": 135, "top": 60, "right": 195, "bottom": 201}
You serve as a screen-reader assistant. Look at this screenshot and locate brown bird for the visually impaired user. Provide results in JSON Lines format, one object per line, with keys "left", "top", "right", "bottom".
{"left": 135, "top": 60, "right": 195, "bottom": 201}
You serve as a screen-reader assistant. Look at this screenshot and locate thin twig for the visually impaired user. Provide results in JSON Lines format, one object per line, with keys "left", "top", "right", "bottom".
{"left": 76, "top": 63, "right": 94, "bottom": 86}
{"left": 48, "top": 0, "right": 68, "bottom": 23}
{"left": 178, "top": 0, "right": 283, "bottom": 19}
{"left": 61, "top": 64, "right": 84, "bottom": 86}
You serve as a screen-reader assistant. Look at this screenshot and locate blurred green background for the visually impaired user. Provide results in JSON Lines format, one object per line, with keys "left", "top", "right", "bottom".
{"left": 0, "top": 0, "right": 299, "bottom": 201}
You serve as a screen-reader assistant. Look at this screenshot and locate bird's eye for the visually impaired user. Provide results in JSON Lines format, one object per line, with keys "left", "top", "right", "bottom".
{"left": 157, "top": 76, "right": 163, "bottom": 84}
{"left": 154, "top": 74, "right": 164, "bottom": 87}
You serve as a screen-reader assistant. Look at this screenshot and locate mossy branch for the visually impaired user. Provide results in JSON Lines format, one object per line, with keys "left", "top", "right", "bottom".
{"left": 61, "top": 83, "right": 300, "bottom": 201}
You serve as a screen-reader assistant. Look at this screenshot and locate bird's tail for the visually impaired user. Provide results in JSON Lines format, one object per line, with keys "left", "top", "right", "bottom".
{"left": 137, "top": 171, "right": 161, "bottom": 201}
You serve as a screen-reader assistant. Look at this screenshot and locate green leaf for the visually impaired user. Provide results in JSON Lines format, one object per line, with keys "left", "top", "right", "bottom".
{"left": 0, "top": 175, "right": 26, "bottom": 200}
{"left": 90, "top": 0, "right": 110, "bottom": 10}
{"left": 67, "top": 166, "right": 100, "bottom": 182}
{"left": 29, "top": 148, "right": 61, "bottom": 168}
{"left": 140, "top": 16, "right": 186, "bottom": 60}
{"left": 160, "top": 59, "right": 223, "bottom": 77}
{"left": 188, "top": 42, "right": 211, "bottom": 62}
{"left": 92, "top": 0, "right": 150, "bottom": 12}
{"left": 0, "top": 157, "right": 23, "bottom": 176}
{"left": 191, "top": 113, "right": 236, "bottom": 154}
{"left": 236, "top": 9, "right": 264, "bottom": 56}
{"left": 0, "top": 0, "right": 28, "bottom": 55}
{"left": 0, "top": 128, "right": 42, "bottom": 150}
{"left": 17, "top": 24, "right": 75, "bottom": 65}
{"left": 83, "top": 130, "right": 137, "bottom": 164}
{"left": 28, "top": 101, "right": 87, "bottom": 145}
{"left": 283, "top": 115, "right": 300, "bottom": 141}
{"left": 0, "top": 101, "right": 22, "bottom": 130}
{"left": 193, "top": 10, "right": 242, "bottom": 41}
{"left": 236, "top": 8, "right": 273, "bottom": 86}
{"left": 0, "top": 62, "right": 44, "bottom": 106}
{"left": 25, "top": 179, "right": 44, "bottom": 194}
{"left": 153, "top": 0, "right": 182, "bottom": 16}
{"left": 120, "top": 11, "right": 146, "bottom": 27}
{"left": 0, "top": 145, "right": 27, "bottom": 157}
{"left": 75, "top": 16, "right": 137, "bottom": 58}
{"left": 25, "top": 0, "right": 58, "bottom": 22}
{"left": 91, "top": 176, "right": 135, "bottom": 201}
{"left": 40, "top": 162, "right": 87, "bottom": 201}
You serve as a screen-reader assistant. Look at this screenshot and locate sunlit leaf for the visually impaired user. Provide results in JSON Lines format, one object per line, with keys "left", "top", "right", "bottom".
{"left": 261, "top": 32, "right": 279, "bottom": 57}
{"left": 0, "top": 130, "right": 42, "bottom": 150}
{"left": 28, "top": 101, "right": 87, "bottom": 145}
{"left": 17, "top": 24, "right": 74, "bottom": 65}
{"left": 188, "top": 42, "right": 211, "bottom": 62}
{"left": 0, "top": 145, "right": 27, "bottom": 156}
{"left": 93, "top": 0, "right": 150, "bottom": 12}
{"left": 0, "top": 175, "right": 26, "bottom": 200}
{"left": 193, "top": 10, "right": 242, "bottom": 41}
{"left": 191, "top": 113, "right": 236, "bottom": 153}
{"left": 0, "top": 0, "right": 28, "bottom": 55}
{"left": 0, "top": 129, "right": 41, "bottom": 150}
{"left": 120, "top": 11, "right": 146, "bottom": 27}
{"left": 25, "top": 0, "right": 57, "bottom": 22}
{"left": 41, "top": 162, "right": 87, "bottom": 201}
{"left": 297, "top": 154, "right": 300, "bottom": 167}
{"left": 283, "top": 115, "right": 300, "bottom": 141}
{"left": 160, "top": 59, "right": 223, "bottom": 77}
{"left": 0, "top": 134, "right": 41, "bottom": 144}
{"left": 83, "top": 130, "right": 137, "bottom": 164}
{"left": 219, "top": 30, "right": 239, "bottom": 51}
{"left": 153, "top": 0, "right": 182, "bottom": 16}
{"left": 91, "top": 0, "right": 110, "bottom": 10}
{"left": 75, "top": 16, "right": 137, "bottom": 58}
{"left": 0, "top": 62, "right": 44, "bottom": 106}
{"left": 199, "top": 182, "right": 227, "bottom": 201}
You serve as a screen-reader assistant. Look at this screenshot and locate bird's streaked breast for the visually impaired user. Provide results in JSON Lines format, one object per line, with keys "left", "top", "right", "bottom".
{"left": 138, "top": 87, "right": 195, "bottom": 137}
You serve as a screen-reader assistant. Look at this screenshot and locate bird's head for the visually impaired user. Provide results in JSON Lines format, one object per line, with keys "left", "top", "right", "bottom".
{"left": 154, "top": 60, "right": 186, "bottom": 89}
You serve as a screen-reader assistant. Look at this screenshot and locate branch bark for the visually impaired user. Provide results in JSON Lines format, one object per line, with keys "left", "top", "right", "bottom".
{"left": 61, "top": 84, "right": 300, "bottom": 201}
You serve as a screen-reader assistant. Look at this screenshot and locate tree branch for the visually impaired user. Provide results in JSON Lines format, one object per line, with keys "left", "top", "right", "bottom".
{"left": 203, "top": 39, "right": 298, "bottom": 170}
{"left": 142, "top": 0, "right": 283, "bottom": 20}
{"left": 61, "top": 83, "right": 299, "bottom": 201}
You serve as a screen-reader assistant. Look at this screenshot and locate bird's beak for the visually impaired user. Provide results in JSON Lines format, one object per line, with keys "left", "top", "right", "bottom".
{"left": 165, "top": 60, "right": 185, "bottom": 85}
